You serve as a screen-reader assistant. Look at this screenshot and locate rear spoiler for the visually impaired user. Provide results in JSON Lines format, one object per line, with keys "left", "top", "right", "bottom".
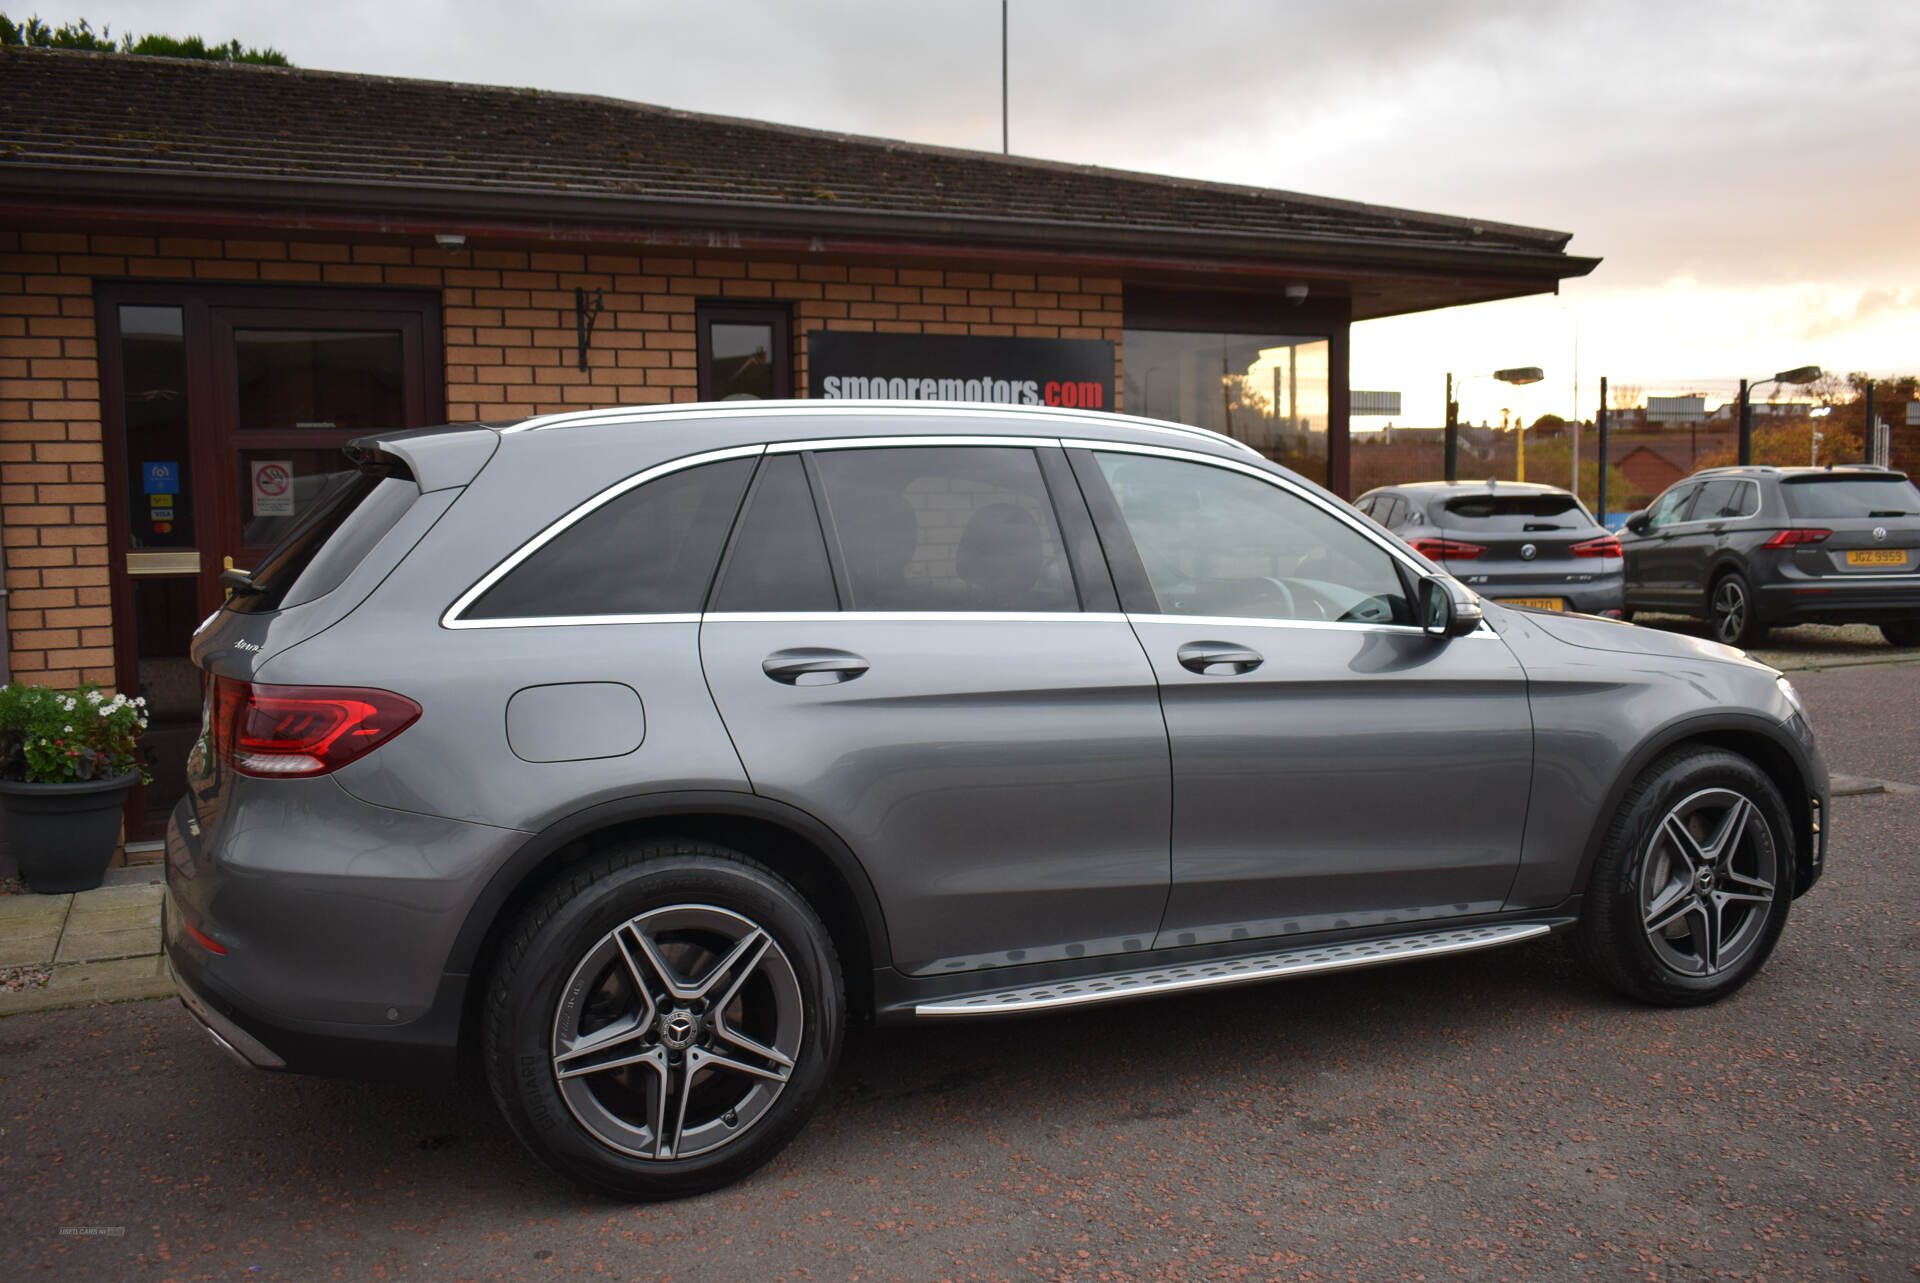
{"left": 345, "top": 425, "right": 501, "bottom": 493}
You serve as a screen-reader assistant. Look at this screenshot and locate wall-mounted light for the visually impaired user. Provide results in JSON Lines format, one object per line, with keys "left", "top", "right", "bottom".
{"left": 433, "top": 233, "right": 467, "bottom": 250}
{"left": 1284, "top": 283, "right": 1309, "bottom": 306}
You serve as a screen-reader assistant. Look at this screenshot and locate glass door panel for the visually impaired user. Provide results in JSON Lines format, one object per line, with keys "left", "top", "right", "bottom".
{"left": 234, "top": 328, "right": 405, "bottom": 429}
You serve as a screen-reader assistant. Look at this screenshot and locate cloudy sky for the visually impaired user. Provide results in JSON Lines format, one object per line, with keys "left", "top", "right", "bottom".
{"left": 56, "top": 0, "right": 1920, "bottom": 425}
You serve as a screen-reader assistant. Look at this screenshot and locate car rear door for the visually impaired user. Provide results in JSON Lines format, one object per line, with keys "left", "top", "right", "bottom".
{"left": 1070, "top": 445, "right": 1533, "bottom": 948}
{"left": 698, "top": 439, "right": 1172, "bottom": 977}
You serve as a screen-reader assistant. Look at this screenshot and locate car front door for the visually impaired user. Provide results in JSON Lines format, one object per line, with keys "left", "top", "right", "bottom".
{"left": 1623, "top": 481, "right": 1700, "bottom": 609}
{"left": 1070, "top": 445, "right": 1534, "bottom": 947}
{"left": 699, "top": 440, "right": 1172, "bottom": 976}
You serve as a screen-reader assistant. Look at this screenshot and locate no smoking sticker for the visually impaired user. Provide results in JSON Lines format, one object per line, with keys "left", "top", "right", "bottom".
{"left": 251, "top": 460, "right": 294, "bottom": 517}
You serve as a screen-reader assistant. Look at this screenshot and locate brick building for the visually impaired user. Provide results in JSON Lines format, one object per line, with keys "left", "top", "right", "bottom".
{"left": 1, "top": 48, "right": 1596, "bottom": 845}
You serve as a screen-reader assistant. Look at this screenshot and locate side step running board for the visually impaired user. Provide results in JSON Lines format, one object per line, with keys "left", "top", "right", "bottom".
{"left": 914, "top": 922, "right": 1552, "bottom": 1018}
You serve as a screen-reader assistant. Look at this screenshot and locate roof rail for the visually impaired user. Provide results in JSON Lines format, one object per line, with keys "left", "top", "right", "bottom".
{"left": 500, "top": 399, "right": 1263, "bottom": 458}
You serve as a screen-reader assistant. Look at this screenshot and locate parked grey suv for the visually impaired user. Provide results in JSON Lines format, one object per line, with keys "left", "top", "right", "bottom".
{"left": 1356, "top": 480, "right": 1623, "bottom": 616}
{"left": 167, "top": 402, "right": 1829, "bottom": 1200}
{"left": 1621, "top": 465, "right": 1920, "bottom": 647}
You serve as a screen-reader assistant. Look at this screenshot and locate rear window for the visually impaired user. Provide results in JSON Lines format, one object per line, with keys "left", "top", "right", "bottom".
{"left": 1440, "top": 493, "right": 1591, "bottom": 527}
{"left": 226, "top": 470, "right": 418, "bottom": 615}
{"left": 1780, "top": 475, "right": 1920, "bottom": 519}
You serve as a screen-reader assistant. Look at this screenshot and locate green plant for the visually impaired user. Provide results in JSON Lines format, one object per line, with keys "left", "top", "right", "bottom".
{"left": 0, "top": 683, "right": 149, "bottom": 784}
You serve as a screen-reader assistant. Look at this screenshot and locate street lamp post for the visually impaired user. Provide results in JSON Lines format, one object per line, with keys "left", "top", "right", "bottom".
{"left": 1445, "top": 366, "right": 1543, "bottom": 484}
{"left": 1737, "top": 365, "right": 1822, "bottom": 466}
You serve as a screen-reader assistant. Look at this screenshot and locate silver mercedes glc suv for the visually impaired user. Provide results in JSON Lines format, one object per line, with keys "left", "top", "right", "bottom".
{"left": 167, "top": 402, "right": 1829, "bottom": 1200}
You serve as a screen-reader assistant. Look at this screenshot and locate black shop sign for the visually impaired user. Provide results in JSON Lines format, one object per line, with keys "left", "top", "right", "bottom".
{"left": 809, "top": 332, "right": 1115, "bottom": 410}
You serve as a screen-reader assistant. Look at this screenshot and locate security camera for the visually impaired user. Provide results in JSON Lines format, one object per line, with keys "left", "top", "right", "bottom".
{"left": 1285, "top": 283, "right": 1309, "bottom": 305}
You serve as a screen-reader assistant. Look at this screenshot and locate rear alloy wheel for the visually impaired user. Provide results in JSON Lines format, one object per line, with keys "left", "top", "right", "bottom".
{"left": 1708, "top": 572, "right": 1768, "bottom": 648}
{"left": 485, "top": 845, "right": 842, "bottom": 1200}
{"left": 1881, "top": 620, "right": 1920, "bottom": 648}
{"left": 1576, "top": 748, "right": 1792, "bottom": 1006}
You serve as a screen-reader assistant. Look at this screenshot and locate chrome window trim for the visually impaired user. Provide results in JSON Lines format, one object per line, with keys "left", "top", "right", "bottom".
{"left": 1124, "top": 612, "right": 1503, "bottom": 639}
{"left": 704, "top": 611, "right": 1132, "bottom": 625}
{"left": 441, "top": 443, "right": 765, "bottom": 630}
{"left": 767, "top": 434, "right": 1060, "bottom": 454}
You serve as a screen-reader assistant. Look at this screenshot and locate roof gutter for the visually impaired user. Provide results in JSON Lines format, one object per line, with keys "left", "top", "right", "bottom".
{"left": 0, "top": 165, "right": 1600, "bottom": 284}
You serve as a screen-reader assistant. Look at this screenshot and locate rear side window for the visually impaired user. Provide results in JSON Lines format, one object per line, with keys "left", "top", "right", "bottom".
{"left": 810, "top": 446, "right": 1078, "bottom": 612}
{"left": 227, "top": 470, "right": 417, "bottom": 615}
{"left": 1781, "top": 476, "right": 1920, "bottom": 519}
{"left": 1440, "top": 493, "right": 1590, "bottom": 527}
{"left": 1689, "top": 479, "right": 1757, "bottom": 520}
{"left": 462, "top": 457, "right": 754, "bottom": 620}
{"left": 708, "top": 454, "right": 838, "bottom": 613}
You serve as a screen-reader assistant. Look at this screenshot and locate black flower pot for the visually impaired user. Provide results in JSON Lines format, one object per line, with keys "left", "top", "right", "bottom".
{"left": 0, "top": 773, "right": 137, "bottom": 894}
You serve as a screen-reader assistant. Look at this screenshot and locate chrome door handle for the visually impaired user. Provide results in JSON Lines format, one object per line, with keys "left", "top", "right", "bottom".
{"left": 762, "top": 648, "right": 870, "bottom": 686}
{"left": 1176, "top": 641, "right": 1264, "bottom": 675}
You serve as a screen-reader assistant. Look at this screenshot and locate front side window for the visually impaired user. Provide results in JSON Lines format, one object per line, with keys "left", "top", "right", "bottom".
{"left": 1093, "top": 453, "right": 1411, "bottom": 625}
{"left": 1646, "top": 484, "right": 1698, "bottom": 530}
{"left": 462, "top": 457, "right": 755, "bottom": 620}
{"left": 810, "top": 446, "right": 1077, "bottom": 612}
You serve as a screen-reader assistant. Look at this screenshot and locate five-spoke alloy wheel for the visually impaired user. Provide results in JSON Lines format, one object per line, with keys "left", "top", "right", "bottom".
{"left": 486, "top": 844, "right": 842, "bottom": 1200}
{"left": 1708, "top": 572, "right": 1767, "bottom": 648}
{"left": 1577, "top": 748, "right": 1793, "bottom": 1006}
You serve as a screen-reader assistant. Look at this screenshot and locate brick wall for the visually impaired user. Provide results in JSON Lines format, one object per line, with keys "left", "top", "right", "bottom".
{"left": 0, "top": 226, "right": 1125, "bottom": 685}
{"left": 0, "top": 230, "right": 113, "bottom": 688}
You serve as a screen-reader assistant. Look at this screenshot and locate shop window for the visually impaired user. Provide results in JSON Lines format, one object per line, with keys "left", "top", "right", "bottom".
{"left": 697, "top": 304, "right": 791, "bottom": 400}
{"left": 1123, "top": 329, "right": 1330, "bottom": 486}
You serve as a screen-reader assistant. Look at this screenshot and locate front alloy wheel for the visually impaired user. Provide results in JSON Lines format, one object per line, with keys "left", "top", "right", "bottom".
{"left": 1576, "top": 747, "right": 1793, "bottom": 1006}
{"left": 1637, "top": 788, "right": 1778, "bottom": 978}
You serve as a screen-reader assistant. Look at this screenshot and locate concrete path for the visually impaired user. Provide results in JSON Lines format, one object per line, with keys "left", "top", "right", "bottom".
{"left": 0, "top": 864, "right": 169, "bottom": 1015}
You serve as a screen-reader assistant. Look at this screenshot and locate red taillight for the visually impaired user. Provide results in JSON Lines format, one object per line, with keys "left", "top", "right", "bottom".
{"left": 1411, "top": 537, "right": 1487, "bottom": 561}
{"left": 211, "top": 677, "right": 420, "bottom": 777}
{"left": 1761, "top": 528, "right": 1831, "bottom": 549}
{"left": 1570, "top": 534, "right": 1623, "bottom": 558}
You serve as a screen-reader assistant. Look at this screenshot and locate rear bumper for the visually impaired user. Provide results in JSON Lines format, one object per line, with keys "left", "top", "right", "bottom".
{"left": 1475, "top": 579, "right": 1624, "bottom": 615}
{"left": 1755, "top": 576, "right": 1920, "bottom": 626}
{"left": 164, "top": 783, "right": 518, "bottom": 1083}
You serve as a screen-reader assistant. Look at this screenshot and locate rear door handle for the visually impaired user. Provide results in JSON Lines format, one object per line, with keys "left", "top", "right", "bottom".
{"left": 762, "top": 647, "right": 870, "bottom": 686}
{"left": 1176, "top": 641, "right": 1264, "bottom": 675}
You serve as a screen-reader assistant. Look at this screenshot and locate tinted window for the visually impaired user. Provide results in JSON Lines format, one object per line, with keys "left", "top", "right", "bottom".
{"left": 1781, "top": 476, "right": 1920, "bottom": 518}
{"left": 1094, "top": 453, "right": 1411, "bottom": 625}
{"left": 709, "top": 454, "right": 838, "bottom": 612}
{"left": 1689, "top": 479, "right": 1746, "bottom": 520}
{"left": 1646, "top": 484, "right": 1697, "bottom": 529}
{"left": 463, "top": 457, "right": 754, "bottom": 619}
{"left": 1440, "top": 493, "right": 1590, "bottom": 527}
{"left": 811, "top": 447, "right": 1077, "bottom": 612}
{"left": 227, "top": 471, "right": 416, "bottom": 615}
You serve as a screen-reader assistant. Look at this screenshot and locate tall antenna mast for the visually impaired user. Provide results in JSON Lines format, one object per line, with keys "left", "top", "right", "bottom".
{"left": 1001, "top": 0, "right": 1009, "bottom": 154}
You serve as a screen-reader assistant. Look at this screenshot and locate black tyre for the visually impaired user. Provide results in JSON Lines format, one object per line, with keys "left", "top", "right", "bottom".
{"left": 1574, "top": 748, "right": 1793, "bottom": 1006}
{"left": 1707, "top": 571, "right": 1767, "bottom": 647}
{"left": 484, "top": 842, "right": 843, "bottom": 1200}
{"left": 1881, "top": 620, "right": 1920, "bottom": 648}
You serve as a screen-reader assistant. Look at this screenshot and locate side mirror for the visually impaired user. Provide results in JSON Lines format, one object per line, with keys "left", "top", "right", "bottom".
{"left": 1418, "top": 575, "right": 1483, "bottom": 638}
{"left": 1624, "top": 510, "right": 1651, "bottom": 535}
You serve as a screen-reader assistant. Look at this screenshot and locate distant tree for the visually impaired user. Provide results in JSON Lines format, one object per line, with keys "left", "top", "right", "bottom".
{"left": 1611, "top": 383, "right": 1643, "bottom": 411}
{"left": 1527, "top": 412, "right": 1569, "bottom": 437}
{"left": 0, "top": 13, "right": 289, "bottom": 63}
{"left": 1696, "top": 420, "right": 1864, "bottom": 471}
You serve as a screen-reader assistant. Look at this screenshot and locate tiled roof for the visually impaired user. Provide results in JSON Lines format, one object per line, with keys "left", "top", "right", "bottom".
{"left": 1, "top": 48, "right": 1593, "bottom": 276}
